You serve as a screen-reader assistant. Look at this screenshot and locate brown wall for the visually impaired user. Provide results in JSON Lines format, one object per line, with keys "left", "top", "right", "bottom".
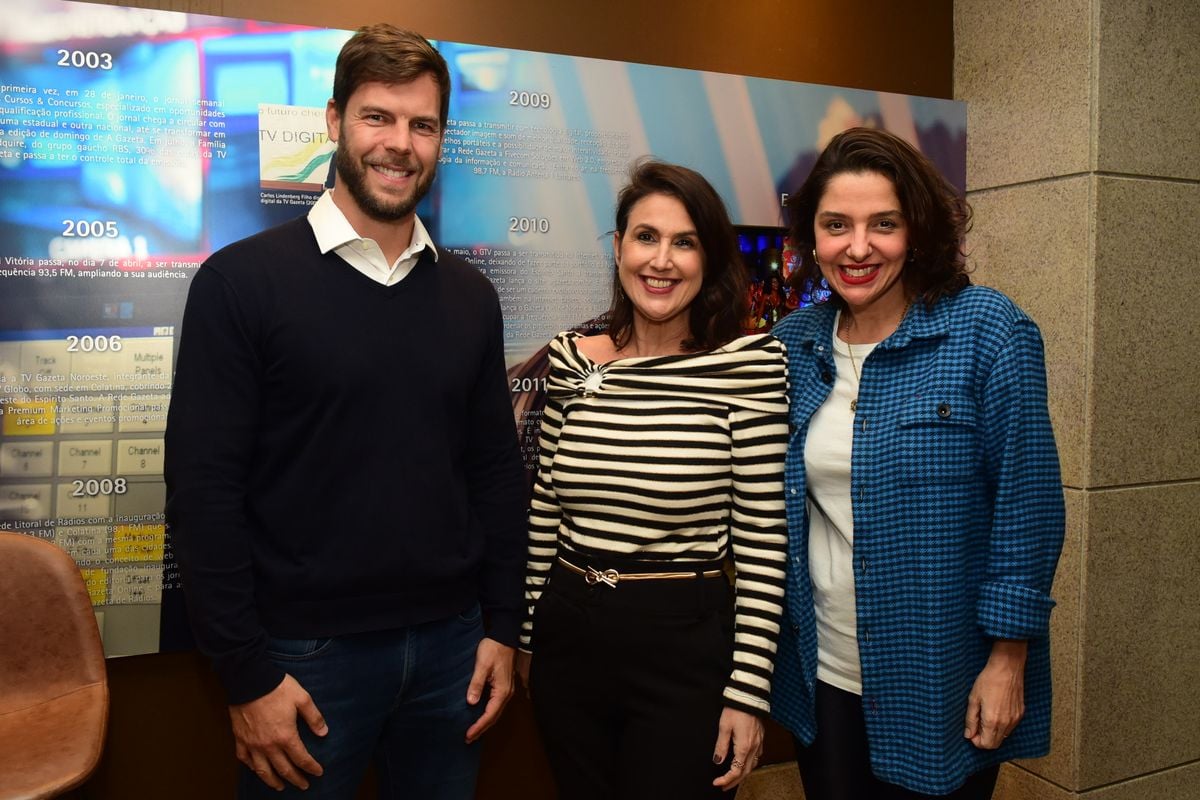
{"left": 69, "top": 1, "right": 953, "bottom": 797}
{"left": 84, "top": 0, "right": 953, "bottom": 97}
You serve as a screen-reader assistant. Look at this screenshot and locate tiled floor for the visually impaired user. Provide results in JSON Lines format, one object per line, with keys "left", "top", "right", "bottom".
{"left": 737, "top": 762, "right": 803, "bottom": 799}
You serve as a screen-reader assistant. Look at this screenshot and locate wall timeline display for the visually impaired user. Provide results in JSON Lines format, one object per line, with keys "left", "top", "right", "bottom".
{"left": 0, "top": 0, "right": 966, "bottom": 657}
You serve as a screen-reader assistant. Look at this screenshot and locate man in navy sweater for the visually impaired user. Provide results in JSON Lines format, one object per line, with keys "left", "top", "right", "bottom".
{"left": 164, "top": 24, "right": 526, "bottom": 799}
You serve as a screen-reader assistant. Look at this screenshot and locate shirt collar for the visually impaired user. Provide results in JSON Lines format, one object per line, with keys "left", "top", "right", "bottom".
{"left": 793, "top": 295, "right": 949, "bottom": 353}
{"left": 307, "top": 189, "right": 439, "bottom": 263}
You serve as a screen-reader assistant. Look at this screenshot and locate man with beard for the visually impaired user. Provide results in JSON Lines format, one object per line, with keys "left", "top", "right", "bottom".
{"left": 165, "top": 25, "right": 526, "bottom": 799}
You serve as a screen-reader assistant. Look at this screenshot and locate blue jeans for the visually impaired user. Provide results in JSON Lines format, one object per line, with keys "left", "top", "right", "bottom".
{"left": 237, "top": 606, "right": 485, "bottom": 800}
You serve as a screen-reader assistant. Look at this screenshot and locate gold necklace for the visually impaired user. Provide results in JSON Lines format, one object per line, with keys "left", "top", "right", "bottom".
{"left": 845, "top": 339, "right": 862, "bottom": 414}
{"left": 841, "top": 298, "right": 913, "bottom": 414}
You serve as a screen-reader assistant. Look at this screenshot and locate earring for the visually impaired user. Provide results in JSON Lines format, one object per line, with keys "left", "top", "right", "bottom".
{"left": 812, "top": 248, "right": 820, "bottom": 267}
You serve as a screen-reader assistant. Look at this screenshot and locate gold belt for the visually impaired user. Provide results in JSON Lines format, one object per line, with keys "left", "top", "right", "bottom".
{"left": 557, "top": 556, "right": 722, "bottom": 588}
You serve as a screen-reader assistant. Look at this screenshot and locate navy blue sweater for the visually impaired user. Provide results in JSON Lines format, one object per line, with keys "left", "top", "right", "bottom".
{"left": 165, "top": 217, "right": 526, "bottom": 704}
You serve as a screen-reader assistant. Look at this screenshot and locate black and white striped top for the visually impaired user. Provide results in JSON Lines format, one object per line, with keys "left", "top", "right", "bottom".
{"left": 521, "top": 331, "right": 789, "bottom": 714}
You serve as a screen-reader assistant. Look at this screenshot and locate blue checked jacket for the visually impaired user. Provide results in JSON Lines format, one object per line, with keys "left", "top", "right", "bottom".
{"left": 770, "top": 286, "right": 1065, "bottom": 794}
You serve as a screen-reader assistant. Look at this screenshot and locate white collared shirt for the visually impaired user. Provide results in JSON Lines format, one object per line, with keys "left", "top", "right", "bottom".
{"left": 307, "top": 190, "right": 438, "bottom": 285}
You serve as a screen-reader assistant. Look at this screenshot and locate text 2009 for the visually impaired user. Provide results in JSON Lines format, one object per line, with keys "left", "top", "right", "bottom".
{"left": 509, "top": 90, "right": 551, "bottom": 109}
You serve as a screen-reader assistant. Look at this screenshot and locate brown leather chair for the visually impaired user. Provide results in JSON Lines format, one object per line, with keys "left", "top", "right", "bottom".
{"left": 0, "top": 531, "right": 109, "bottom": 800}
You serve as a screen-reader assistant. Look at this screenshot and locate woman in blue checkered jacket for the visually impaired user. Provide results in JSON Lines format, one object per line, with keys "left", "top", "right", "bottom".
{"left": 769, "top": 128, "right": 1065, "bottom": 799}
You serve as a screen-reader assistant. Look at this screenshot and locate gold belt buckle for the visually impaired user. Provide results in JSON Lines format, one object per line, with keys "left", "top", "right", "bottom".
{"left": 584, "top": 566, "right": 620, "bottom": 588}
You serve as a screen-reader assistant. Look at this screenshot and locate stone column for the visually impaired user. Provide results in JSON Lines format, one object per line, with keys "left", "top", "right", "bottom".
{"left": 956, "top": 1, "right": 1200, "bottom": 798}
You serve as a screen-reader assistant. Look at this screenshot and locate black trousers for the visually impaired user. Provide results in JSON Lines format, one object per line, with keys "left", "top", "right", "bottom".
{"left": 795, "top": 681, "right": 999, "bottom": 800}
{"left": 529, "top": 557, "right": 735, "bottom": 800}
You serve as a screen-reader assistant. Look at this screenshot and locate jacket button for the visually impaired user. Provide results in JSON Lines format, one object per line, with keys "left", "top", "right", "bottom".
{"left": 820, "top": 370, "right": 832, "bottom": 384}
{"left": 937, "top": 403, "right": 952, "bottom": 418}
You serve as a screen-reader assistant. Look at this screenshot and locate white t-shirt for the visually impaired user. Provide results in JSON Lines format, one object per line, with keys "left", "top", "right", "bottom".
{"left": 804, "top": 312, "right": 877, "bottom": 695}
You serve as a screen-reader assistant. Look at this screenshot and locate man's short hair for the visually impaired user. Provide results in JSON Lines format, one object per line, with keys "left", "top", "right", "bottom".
{"left": 332, "top": 23, "right": 451, "bottom": 127}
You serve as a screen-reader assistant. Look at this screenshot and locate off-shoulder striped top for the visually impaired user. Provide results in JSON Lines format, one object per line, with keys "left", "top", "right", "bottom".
{"left": 521, "top": 331, "right": 789, "bottom": 714}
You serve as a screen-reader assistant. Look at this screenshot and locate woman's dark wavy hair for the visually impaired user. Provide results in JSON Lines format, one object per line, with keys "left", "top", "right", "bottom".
{"left": 786, "top": 127, "right": 972, "bottom": 308}
{"left": 608, "top": 160, "right": 746, "bottom": 352}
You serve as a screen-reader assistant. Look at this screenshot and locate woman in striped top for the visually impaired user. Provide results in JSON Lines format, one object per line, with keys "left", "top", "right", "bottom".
{"left": 516, "top": 160, "right": 789, "bottom": 798}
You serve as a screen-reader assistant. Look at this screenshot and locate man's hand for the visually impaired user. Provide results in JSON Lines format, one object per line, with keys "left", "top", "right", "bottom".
{"left": 712, "top": 707, "right": 765, "bottom": 791}
{"left": 964, "top": 639, "right": 1027, "bottom": 749}
{"left": 230, "top": 674, "right": 328, "bottom": 790}
{"left": 464, "top": 637, "right": 516, "bottom": 743}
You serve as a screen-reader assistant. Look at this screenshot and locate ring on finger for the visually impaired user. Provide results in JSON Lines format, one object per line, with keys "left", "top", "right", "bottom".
{"left": 731, "top": 759, "right": 744, "bottom": 769}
